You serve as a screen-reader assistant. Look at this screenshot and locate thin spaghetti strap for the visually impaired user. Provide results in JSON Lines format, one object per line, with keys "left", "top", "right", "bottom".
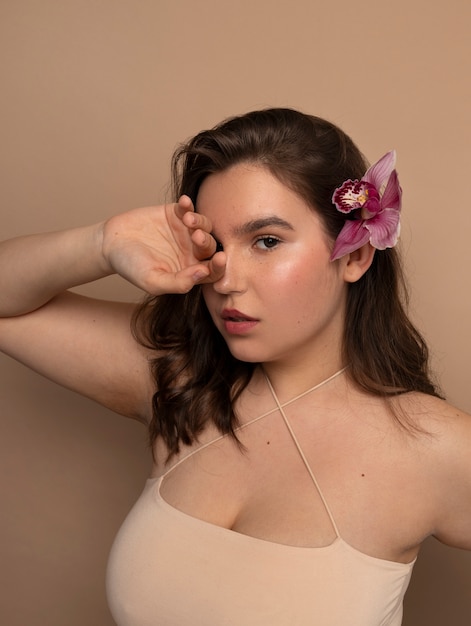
{"left": 264, "top": 371, "right": 344, "bottom": 538}
{"left": 162, "top": 366, "right": 347, "bottom": 485}
{"left": 161, "top": 405, "right": 289, "bottom": 478}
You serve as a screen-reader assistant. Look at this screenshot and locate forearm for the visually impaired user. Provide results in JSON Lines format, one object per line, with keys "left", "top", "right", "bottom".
{"left": 0, "top": 223, "right": 111, "bottom": 316}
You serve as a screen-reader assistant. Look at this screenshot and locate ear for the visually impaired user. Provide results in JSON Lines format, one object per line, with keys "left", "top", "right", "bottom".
{"left": 342, "top": 242, "right": 375, "bottom": 283}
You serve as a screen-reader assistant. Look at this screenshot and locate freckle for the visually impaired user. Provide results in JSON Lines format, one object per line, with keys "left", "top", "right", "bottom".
{"left": 266, "top": 441, "right": 270, "bottom": 445}
{"left": 361, "top": 473, "right": 365, "bottom": 477}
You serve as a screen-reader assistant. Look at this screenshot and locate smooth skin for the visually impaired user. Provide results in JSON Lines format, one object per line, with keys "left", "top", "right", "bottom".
{"left": 0, "top": 198, "right": 225, "bottom": 418}
{"left": 1, "top": 164, "right": 470, "bottom": 566}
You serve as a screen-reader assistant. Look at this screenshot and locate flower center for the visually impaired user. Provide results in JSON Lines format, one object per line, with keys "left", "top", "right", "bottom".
{"left": 333, "top": 179, "right": 373, "bottom": 213}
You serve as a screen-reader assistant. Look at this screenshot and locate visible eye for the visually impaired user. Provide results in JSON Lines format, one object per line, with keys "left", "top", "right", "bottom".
{"left": 254, "top": 236, "right": 281, "bottom": 250}
{"left": 215, "top": 240, "right": 224, "bottom": 253}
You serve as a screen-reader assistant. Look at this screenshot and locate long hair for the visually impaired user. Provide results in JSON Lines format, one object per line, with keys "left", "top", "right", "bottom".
{"left": 133, "top": 108, "right": 441, "bottom": 456}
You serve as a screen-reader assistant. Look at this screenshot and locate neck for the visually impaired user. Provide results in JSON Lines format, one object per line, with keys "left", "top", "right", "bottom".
{"left": 260, "top": 360, "right": 348, "bottom": 405}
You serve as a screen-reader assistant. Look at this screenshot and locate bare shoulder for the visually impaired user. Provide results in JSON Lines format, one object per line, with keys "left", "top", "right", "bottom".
{"left": 398, "top": 391, "right": 471, "bottom": 468}
{"left": 399, "top": 391, "right": 471, "bottom": 439}
{"left": 399, "top": 392, "right": 471, "bottom": 550}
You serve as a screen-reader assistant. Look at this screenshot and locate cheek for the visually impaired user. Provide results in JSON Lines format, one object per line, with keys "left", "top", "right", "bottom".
{"left": 269, "top": 253, "right": 331, "bottom": 293}
{"left": 201, "top": 285, "right": 215, "bottom": 310}
{"left": 270, "top": 256, "right": 344, "bottom": 315}
{"left": 201, "top": 286, "right": 223, "bottom": 328}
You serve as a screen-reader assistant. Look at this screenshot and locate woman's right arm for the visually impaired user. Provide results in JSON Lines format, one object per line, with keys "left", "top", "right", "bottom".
{"left": 0, "top": 224, "right": 110, "bottom": 317}
{"left": 0, "top": 198, "right": 225, "bottom": 421}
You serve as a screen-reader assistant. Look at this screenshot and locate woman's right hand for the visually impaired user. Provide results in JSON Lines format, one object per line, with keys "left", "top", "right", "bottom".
{"left": 0, "top": 195, "right": 227, "bottom": 420}
{"left": 101, "top": 195, "right": 226, "bottom": 295}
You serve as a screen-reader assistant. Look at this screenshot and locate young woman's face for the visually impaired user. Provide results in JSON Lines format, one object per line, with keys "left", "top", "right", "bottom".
{"left": 199, "top": 164, "right": 349, "bottom": 371}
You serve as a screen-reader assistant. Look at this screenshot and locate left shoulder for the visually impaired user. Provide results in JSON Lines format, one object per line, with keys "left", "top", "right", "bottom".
{"left": 399, "top": 392, "right": 470, "bottom": 439}
{"left": 400, "top": 393, "right": 471, "bottom": 550}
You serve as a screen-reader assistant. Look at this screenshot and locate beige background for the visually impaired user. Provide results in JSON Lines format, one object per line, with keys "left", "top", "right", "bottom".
{"left": 1, "top": 1, "right": 470, "bottom": 624}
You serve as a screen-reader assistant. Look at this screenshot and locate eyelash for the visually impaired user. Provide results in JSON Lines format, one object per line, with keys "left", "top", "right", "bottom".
{"left": 254, "top": 236, "right": 281, "bottom": 250}
{"left": 213, "top": 235, "right": 282, "bottom": 252}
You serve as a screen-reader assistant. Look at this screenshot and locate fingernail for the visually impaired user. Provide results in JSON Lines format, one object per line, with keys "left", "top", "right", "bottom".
{"left": 193, "top": 270, "right": 208, "bottom": 281}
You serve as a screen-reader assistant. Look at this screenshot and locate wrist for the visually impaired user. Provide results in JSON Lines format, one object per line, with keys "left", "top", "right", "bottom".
{"left": 92, "top": 220, "right": 114, "bottom": 278}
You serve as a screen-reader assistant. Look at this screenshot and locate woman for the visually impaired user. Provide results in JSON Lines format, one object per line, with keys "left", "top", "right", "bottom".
{"left": 1, "top": 108, "right": 470, "bottom": 625}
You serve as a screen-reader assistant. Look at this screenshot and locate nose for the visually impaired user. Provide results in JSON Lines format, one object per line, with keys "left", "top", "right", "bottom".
{"left": 212, "top": 248, "right": 247, "bottom": 295}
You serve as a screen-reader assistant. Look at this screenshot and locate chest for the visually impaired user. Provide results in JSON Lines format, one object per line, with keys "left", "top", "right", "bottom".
{"left": 108, "top": 474, "right": 414, "bottom": 626}
{"left": 156, "top": 407, "right": 433, "bottom": 563}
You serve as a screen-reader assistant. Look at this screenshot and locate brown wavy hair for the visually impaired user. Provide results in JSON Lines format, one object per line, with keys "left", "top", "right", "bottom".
{"left": 133, "top": 108, "right": 441, "bottom": 456}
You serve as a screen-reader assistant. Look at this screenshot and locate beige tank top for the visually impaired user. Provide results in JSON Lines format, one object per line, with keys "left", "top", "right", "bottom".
{"left": 107, "top": 370, "right": 415, "bottom": 625}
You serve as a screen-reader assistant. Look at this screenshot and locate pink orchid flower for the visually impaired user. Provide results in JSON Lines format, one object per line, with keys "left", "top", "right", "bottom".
{"left": 330, "top": 150, "right": 402, "bottom": 261}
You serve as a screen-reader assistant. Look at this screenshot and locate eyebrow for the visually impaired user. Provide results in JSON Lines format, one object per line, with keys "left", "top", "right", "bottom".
{"left": 231, "top": 216, "right": 295, "bottom": 236}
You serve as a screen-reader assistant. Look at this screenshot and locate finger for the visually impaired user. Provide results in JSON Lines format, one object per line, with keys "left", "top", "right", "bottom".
{"left": 182, "top": 209, "right": 213, "bottom": 235}
{"left": 161, "top": 254, "right": 225, "bottom": 292}
{"left": 142, "top": 253, "right": 226, "bottom": 295}
{"left": 199, "top": 251, "right": 226, "bottom": 284}
{"left": 143, "top": 265, "right": 208, "bottom": 295}
{"left": 173, "top": 195, "right": 195, "bottom": 221}
{"left": 191, "top": 228, "right": 217, "bottom": 260}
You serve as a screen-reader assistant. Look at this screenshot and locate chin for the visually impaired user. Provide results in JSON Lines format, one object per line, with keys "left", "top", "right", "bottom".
{"left": 224, "top": 344, "right": 263, "bottom": 364}
{"left": 228, "top": 351, "right": 260, "bottom": 364}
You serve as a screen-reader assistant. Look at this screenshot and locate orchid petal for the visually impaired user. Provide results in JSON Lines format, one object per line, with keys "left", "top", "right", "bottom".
{"left": 330, "top": 219, "right": 371, "bottom": 261}
{"left": 380, "top": 169, "right": 402, "bottom": 210}
{"left": 363, "top": 150, "right": 396, "bottom": 188}
{"left": 362, "top": 195, "right": 381, "bottom": 217}
{"left": 330, "top": 149, "right": 402, "bottom": 261}
{"left": 365, "top": 208, "right": 401, "bottom": 250}
{"left": 332, "top": 179, "right": 365, "bottom": 214}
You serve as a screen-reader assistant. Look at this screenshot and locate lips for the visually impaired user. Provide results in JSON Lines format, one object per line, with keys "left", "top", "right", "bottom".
{"left": 221, "top": 308, "right": 257, "bottom": 322}
{"left": 220, "top": 309, "right": 258, "bottom": 335}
